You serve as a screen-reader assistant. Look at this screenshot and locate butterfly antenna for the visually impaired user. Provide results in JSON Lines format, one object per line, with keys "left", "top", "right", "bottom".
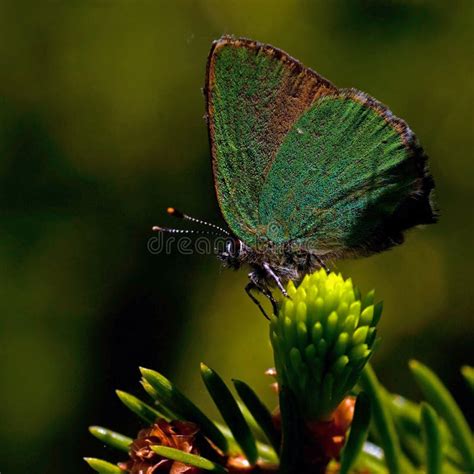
{"left": 166, "top": 207, "right": 229, "bottom": 236}
{"left": 152, "top": 225, "right": 222, "bottom": 237}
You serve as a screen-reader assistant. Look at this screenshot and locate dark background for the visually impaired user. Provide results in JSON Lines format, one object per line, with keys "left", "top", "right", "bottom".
{"left": 0, "top": 1, "right": 472, "bottom": 472}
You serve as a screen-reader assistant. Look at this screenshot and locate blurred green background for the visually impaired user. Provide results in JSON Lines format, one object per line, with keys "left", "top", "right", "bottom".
{"left": 0, "top": 0, "right": 472, "bottom": 472}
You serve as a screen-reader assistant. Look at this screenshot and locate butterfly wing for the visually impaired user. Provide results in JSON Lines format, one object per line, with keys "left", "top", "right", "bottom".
{"left": 258, "top": 89, "right": 436, "bottom": 256}
{"left": 205, "top": 36, "right": 337, "bottom": 243}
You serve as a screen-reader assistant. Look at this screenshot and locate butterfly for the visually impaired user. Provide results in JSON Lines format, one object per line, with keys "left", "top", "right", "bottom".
{"left": 156, "top": 36, "right": 436, "bottom": 316}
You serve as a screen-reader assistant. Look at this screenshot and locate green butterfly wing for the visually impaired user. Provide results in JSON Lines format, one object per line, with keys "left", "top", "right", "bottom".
{"left": 207, "top": 37, "right": 435, "bottom": 255}
{"left": 258, "top": 90, "right": 435, "bottom": 255}
{"left": 205, "top": 36, "right": 336, "bottom": 244}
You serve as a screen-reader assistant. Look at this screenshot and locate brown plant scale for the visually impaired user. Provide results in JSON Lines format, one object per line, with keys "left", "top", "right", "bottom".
{"left": 271, "top": 396, "right": 356, "bottom": 474}
{"left": 303, "top": 397, "right": 356, "bottom": 473}
{"left": 118, "top": 419, "right": 224, "bottom": 474}
{"left": 118, "top": 395, "right": 356, "bottom": 474}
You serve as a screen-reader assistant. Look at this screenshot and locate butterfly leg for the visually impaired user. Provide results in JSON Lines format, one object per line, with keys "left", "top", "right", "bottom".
{"left": 246, "top": 271, "right": 279, "bottom": 319}
{"left": 263, "top": 262, "right": 289, "bottom": 298}
{"left": 262, "top": 284, "right": 279, "bottom": 315}
{"left": 315, "top": 255, "right": 330, "bottom": 273}
{"left": 245, "top": 282, "right": 271, "bottom": 320}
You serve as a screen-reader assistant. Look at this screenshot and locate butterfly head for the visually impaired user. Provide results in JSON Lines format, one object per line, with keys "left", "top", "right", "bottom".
{"left": 218, "top": 237, "right": 246, "bottom": 270}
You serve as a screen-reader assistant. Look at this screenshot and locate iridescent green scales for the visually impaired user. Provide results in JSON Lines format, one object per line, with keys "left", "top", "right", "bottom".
{"left": 260, "top": 94, "right": 419, "bottom": 252}
{"left": 207, "top": 37, "right": 337, "bottom": 247}
{"left": 209, "top": 45, "right": 286, "bottom": 238}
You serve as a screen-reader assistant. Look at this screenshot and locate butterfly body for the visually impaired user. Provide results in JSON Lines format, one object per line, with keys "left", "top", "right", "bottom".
{"left": 203, "top": 36, "right": 436, "bottom": 309}
{"left": 219, "top": 238, "right": 321, "bottom": 283}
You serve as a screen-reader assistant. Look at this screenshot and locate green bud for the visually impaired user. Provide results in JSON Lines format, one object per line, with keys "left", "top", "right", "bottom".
{"left": 270, "top": 269, "right": 382, "bottom": 420}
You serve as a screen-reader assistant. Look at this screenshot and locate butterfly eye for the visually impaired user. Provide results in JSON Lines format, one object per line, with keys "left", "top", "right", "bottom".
{"left": 226, "top": 238, "right": 240, "bottom": 258}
